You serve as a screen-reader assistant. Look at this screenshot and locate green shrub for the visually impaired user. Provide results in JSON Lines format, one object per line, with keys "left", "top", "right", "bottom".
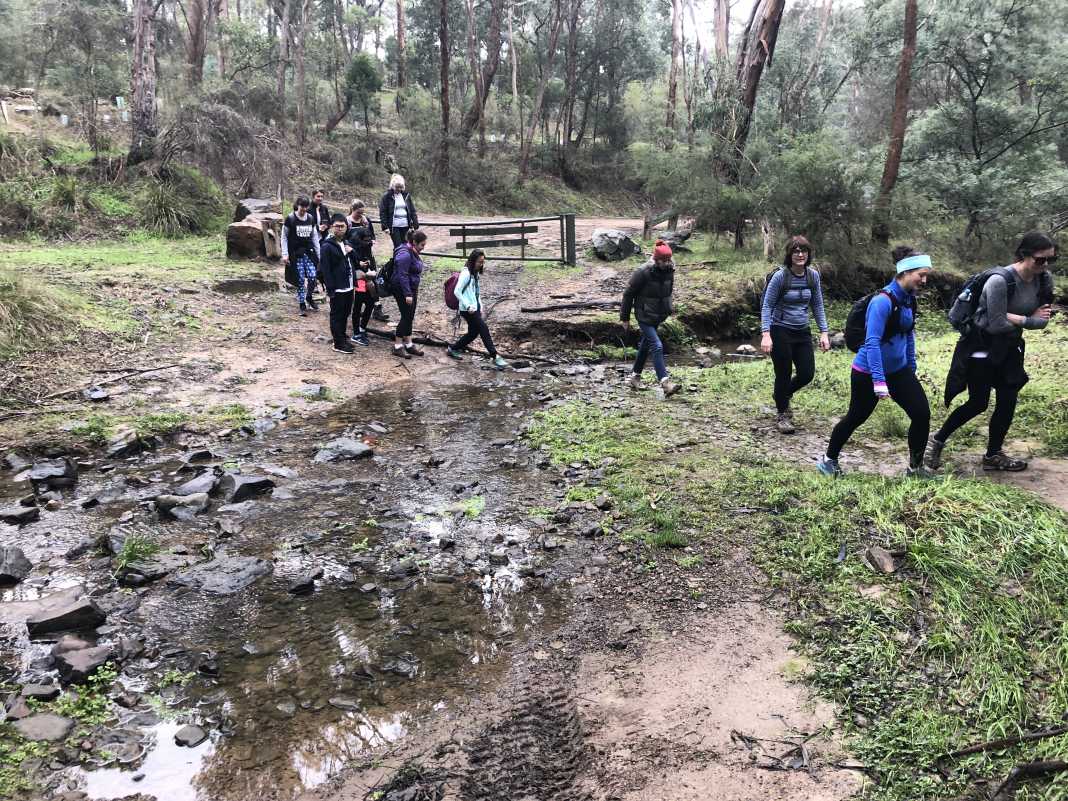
{"left": 0, "top": 268, "right": 67, "bottom": 357}
{"left": 139, "top": 165, "right": 226, "bottom": 237}
{"left": 49, "top": 175, "right": 78, "bottom": 211}
{"left": 338, "top": 157, "right": 375, "bottom": 185}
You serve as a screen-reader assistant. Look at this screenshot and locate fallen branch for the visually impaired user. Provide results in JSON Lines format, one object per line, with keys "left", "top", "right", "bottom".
{"left": 991, "top": 760, "right": 1068, "bottom": 800}
{"left": 40, "top": 363, "right": 182, "bottom": 401}
{"left": 0, "top": 406, "right": 87, "bottom": 423}
{"left": 363, "top": 327, "right": 560, "bottom": 365}
{"left": 938, "top": 725, "right": 1068, "bottom": 762}
{"left": 520, "top": 300, "right": 621, "bottom": 313}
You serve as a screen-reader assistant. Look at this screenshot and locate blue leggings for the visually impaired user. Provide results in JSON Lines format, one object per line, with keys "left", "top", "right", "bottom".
{"left": 296, "top": 255, "right": 318, "bottom": 304}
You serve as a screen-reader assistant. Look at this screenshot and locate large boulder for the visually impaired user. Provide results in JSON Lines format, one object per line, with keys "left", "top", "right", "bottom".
{"left": 116, "top": 552, "right": 197, "bottom": 586}
{"left": 0, "top": 546, "right": 33, "bottom": 584}
{"left": 227, "top": 213, "right": 284, "bottom": 260}
{"left": 174, "top": 471, "right": 218, "bottom": 497}
{"left": 234, "top": 198, "right": 282, "bottom": 222}
{"left": 591, "top": 229, "right": 640, "bottom": 261}
{"left": 168, "top": 556, "right": 273, "bottom": 595}
{"left": 658, "top": 226, "right": 693, "bottom": 252}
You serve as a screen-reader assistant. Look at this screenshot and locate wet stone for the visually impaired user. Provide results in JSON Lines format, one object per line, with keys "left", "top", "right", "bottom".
{"left": 489, "top": 548, "right": 510, "bottom": 565}
{"left": 25, "top": 594, "right": 106, "bottom": 637}
{"left": 174, "top": 471, "right": 218, "bottom": 496}
{"left": 0, "top": 505, "right": 39, "bottom": 526}
{"left": 314, "top": 438, "right": 374, "bottom": 463}
{"left": 14, "top": 713, "right": 75, "bottom": 742}
{"left": 155, "top": 492, "right": 210, "bottom": 521}
{"left": 29, "top": 458, "right": 78, "bottom": 488}
{"left": 55, "top": 643, "right": 113, "bottom": 684}
{"left": 359, "top": 583, "right": 379, "bottom": 594}
{"left": 328, "top": 697, "right": 360, "bottom": 712}
{"left": 174, "top": 724, "right": 208, "bottom": 747}
{"left": 106, "top": 429, "right": 146, "bottom": 459}
{"left": 169, "top": 556, "right": 273, "bottom": 595}
{"left": 218, "top": 473, "right": 275, "bottom": 502}
{"left": 20, "top": 684, "right": 61, "bottom": 701}
{"left": 288, "top": 568, "right": 324, "bottom": 594}
{"left": 0, "top": 546, "right": 33, "bottom": 584}
{"left": 4, "top": 697, "right": 32, "bottom": 720}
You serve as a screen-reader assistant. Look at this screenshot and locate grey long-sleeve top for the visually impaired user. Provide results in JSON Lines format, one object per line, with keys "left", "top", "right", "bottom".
{"left": 760, "top": 267, "right": 829, "bottom": 332}
{"left": 975, "top": 272, "right": 1049, "bottom": 335}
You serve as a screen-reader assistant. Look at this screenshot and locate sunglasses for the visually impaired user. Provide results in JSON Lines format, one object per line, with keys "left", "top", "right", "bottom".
{"left": 1033, "top": 255, "right": 1058, "bottom": 266}
{"left": 791, "top": 247, "right": 810, "bottom": 254}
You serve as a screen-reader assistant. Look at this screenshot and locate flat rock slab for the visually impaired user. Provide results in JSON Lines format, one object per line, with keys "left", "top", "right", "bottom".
{"left": 169, "top": 556, "right": 273, "bottom": 595}
{"left": 20, "top": 683, "right": 61, "bottom": 701}
{"left": 14, "top": 713, "right": 75, "bottom": 742}
{"left": 24, "top": 593, "right": 106, "bottom": 637}
{"left": 155, "top": 492, "right": 210, "bottom": 521}
{"left": 218, "top": 473, "right": 275, "bottom": 502}
{"left": 174, "top": 471, "right": 219, "bottom": 496}
{"left": 118, "top": 552, "right": 198, "bottom": 586}
{"left": 0, "top": 546, "right": 33, "bottom": 584}
{"left": 29, "top": 458, "right": 77, "bottom": 487}
{"left": 55, "top": 643, "right": 113, "bottom": 684}
{"left": 0, "top": 505, "right": 39, "bottom": 525}
{"left": 174, "top": 724, "right": 208, "bottom": 747}
{"left": 288, "top": 567, "right": 325, "bottom": 595}
{"left": 314, "top": 438, "right": 374, "bottom": 463}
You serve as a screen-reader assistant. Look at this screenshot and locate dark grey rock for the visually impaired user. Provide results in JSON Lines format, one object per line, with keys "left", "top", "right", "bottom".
{"left": 20, "top": 683, "right": 61, "bottom": 701}
{"left": 155, "top": 492, "right": 210, "bottom": 521}
{"left": 174, "top": 724, "right": 208, "bottom": 747}
{"left": 314, "top": 438, "right": 373, "bottom": 463}
{"left": 54, "top": 643, "right": 113, "bottom": 684}
{"left": 4, "top": 696, "right": 32, "bottom": 720}
{"left": 217, "top": 473, "right": 275, "bottom": 502}
{"left": 83, "top": 386, "right": 110, "bottom": 402}
{"left": 0, "top": 546, "right": 32, "bottom": 584}
{"left": 25, "top": 594, "right": 106, "bottom": 637}
{"left": 117, "top": 553, "right": 196, "bottom": 586}
{"left": 168, "top": 556, "right": 273, "bottom": 594}
{"left": 174, "top": 471, "right": 218, "bottom": 496}
{"left": 591, "top": 229, "right": 640, "bottom": 261}
{"left": 2, "top": 451, "right": 31, "bottom": 471}
{"left": 489, "top": 548, "right": 510, "bottom": 565}
{"left": 288, "top": 567, "right": 324, "bottom": 594}
{"left": 105, "top": 429, "right": 145, "bottom": 459}
{"left": 28, "top": 458, "right": 77, "bottom": 488}
{"left": 0, "top": 505, "right": 39, "bottom": 526}
{"left": 13, "top": 713, "right": 75, "bottom": 742}
{"left": 328, "top": 697, "right": 360, "bottom": 712}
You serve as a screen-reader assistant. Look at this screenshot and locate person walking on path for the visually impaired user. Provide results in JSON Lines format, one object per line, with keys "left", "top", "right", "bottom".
{"left": 281, "top": 196, "right": 321, "bottom": 316}
{"left": 817, "top": 246, "right": 933, "bottom": 478}
{"left": 924, "top": 231, "right": 1057, "bottom": 472}
{"left": 346, "top": 200, "right": 378, "bottom": 347}
{"left": 310, "top": 189, "right": 331, "bottom": 236}
{"left": 320, "top": 213, "right": 356, "bottom": 355}
{"left": 378, "top": 174, "right": 419, "bottom": 249}
{"left": 446, "top": 250, "right": 510, "bottom": 369}
{"left": 620, "top": 240, "right": 680, "bottom": 397}
{"left": 760, "top": 235, "right": 830, "bottom": 433}
{"left": 390, "top": 229, "right": 428, "bottom": 359}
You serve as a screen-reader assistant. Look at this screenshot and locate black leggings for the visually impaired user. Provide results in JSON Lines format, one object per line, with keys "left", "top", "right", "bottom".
{"left": 452, "top": 310, "right": 497, "bottom": 357}
{"left": 827, "top": 368, "right": 930, "bottom": 463}
{"left": 352, "top": 291, "right": 374, "bottom": 331}
{"left": 393, "top": 288, "right": 418, "bottom": 338}
{"left": 935, "top": 358, "right": 1021, "bottom": 457}
{"left": 770, "top": 325, "right": 815, "bottom": 413}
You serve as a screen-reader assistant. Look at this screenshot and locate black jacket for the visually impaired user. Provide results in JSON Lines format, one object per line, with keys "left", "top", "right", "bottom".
{"left": 378, "top": 190, "right": 419, "bottom": 232}
{"left": 621, "top": 261, "right": 675, "bottom": 326}
{"left": 319, "top": 237, "right": 353, "bottom": 293}
{"left": 346, "top": 216, "right": 376, "bottom": 264}
{"left": 310, "top": 202, "right": 331, "bottom": 233}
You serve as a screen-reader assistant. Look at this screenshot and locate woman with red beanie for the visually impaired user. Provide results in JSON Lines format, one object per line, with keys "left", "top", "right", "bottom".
{"left": 620, "top": 239, "right": 680, "bottom": 397}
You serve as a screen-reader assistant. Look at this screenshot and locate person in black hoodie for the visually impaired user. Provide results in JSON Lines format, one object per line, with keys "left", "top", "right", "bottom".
{"left": 378, "top": 174, "right": 419, "bottom": 249}
{"left": 310, "top": 190, "right": 331, "bottom": 236}
{"left": 620, "top": 240, "right": 680, "bottom": 397}
{"left": 345, "top": 200, "right": 378, "bottom": 347}
{"left": 281, "top": 196, "right": 321, "bottom": 316}
{"left": 320, "top": 213, "right": 355, "bottom": 354}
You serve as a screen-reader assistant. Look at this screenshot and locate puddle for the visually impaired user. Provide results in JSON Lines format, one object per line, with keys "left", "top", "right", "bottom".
{"left": 1, "top": 372, "right": 570, "bottom": 800}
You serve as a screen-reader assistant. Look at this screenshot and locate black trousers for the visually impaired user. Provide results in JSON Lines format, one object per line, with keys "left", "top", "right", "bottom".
{"left": 935, "top": 358, "right": 1021, "bottom": 457}
{"left": 390, "top": 226, "right": 410, "bottom": 248}
{"left": 352, "top": 291, "right": 375, "bottom": 331}
{"left": 827, "top": 368, "right": 930, "bottom": 463}
{"left": 393, "top": 288, "right": 418, "bottom": 338}
{"left": 770, "top": 325, "right": 816, "bottom": 413}
{"left": 329, "top": 290, "right": 354, "bottom": 346}
{"left": 452, "top": 310, "right": 497, "bottom": 356}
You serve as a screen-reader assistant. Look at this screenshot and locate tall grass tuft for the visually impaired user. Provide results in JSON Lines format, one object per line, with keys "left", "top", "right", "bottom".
{"left": 0, "top": 268, "right": 67, "bottom": 357}
{"left": 140, "top": 165, "right": 226, "bottom": 237}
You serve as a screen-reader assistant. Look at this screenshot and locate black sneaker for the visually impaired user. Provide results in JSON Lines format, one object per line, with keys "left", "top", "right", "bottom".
{"left": 333, "top": 343, "right": 355, "bottom": 354}
{"left": 372, "top": 305, "right": 391, "bottom": 322}
{"left": 299, "top": 302, "right": 308, "bottom": 317}
{"left": 353, "top": 332, "right": 370, "bottom": 347}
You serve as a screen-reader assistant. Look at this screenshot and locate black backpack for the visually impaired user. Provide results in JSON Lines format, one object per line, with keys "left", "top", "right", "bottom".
{"left": 375, "top": 256, "right": 396, "bottom": 296}
{"left": 762, "top": 266, "right": 816, "bottom": 308}
{"left": 844, "top": 290, "right": 913, "bottom": 352}
{"left": 946, "top": 267, "right": 1017, "bottom": 337}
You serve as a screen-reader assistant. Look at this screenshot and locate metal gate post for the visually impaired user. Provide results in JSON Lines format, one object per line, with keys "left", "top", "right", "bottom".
{"left": 564, "top": 213, "right": 577, "bottom": 266}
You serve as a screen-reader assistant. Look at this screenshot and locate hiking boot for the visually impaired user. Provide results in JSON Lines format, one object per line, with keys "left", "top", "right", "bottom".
{"left": 446, "top": 347, "right": 463, "bottom": 360}
{"left": 393, "top": 346, "right": 411, "bottom": 360}
{"left": 776, "top": 411, "right": 796, "bottom": 434}
{"left": 816, "top": 455, "right": 843, "bottom": 478}
{"left": 333, "top": 343, "right": 355, "bottom": 355}
{"left": 628, "top": 373, "right": 643, "bottom": 391}
{"left": 905, "top": 463, "right": 936, "bottom": 479}
{"left": 660, "top": 377, "right": 680, "bottom": 397}
{"left": 923, "top": 435, "right": 945, "bottom": 470}
{"left": 982, "top": 451, "right": 1028, "bottom": 472}
{"left": 372, "top": 305, "right": 391, "bottom": 322}
{"left": 493, "top": 355, "right": 510, "bottom": 370}
{"left": 405, "top": 344, "right": 424, "bottom": 356}
{"left": 299, "top": 302, "right": 307, "bottom": 317}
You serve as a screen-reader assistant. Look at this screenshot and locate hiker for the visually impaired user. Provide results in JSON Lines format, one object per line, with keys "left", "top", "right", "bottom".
{"left": 310, "top": 189, "right": 331, "bottom": 236}
{"left": 817, "top": 246, "right": 933, "bottom": 478}
{"left": 346, "top": 200, "right": 378, "bottom": 347}
{"left": 390, "top": 229, "right": 428, "bottom": 359}
{"left": 320, "top": 213, "right": 356, "bottom": 355}
{"left": 924, "top": 232, "right": 1057, "bottom": 472}
{"left": 447, "top": 249, "right": 510, "bottom": 369}
{"left": 760, "top": 235, "right": 830, "bottom": 433}
{"left": 620, "top": 239, "right": 680, "bottom": 397}
{"left": 378, "top": 174, "right": 419, "bottom": 249}
{"left": 280, "top": 196, "right": 320, "bottom": 316}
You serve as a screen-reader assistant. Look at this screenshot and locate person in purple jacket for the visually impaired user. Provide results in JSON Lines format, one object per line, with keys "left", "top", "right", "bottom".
{"left": 817, "top": 246, "right": 934, "bottom": 478}
{"left": 390, "top": 228, "right": 428, "bottom": 359}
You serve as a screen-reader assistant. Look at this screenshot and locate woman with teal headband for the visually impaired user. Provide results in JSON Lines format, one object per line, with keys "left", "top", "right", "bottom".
{"left": 817, "top": 245, "right": 934, "bottom": 478}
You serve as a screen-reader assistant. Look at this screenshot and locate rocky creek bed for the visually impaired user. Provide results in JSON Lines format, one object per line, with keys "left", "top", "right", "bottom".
{"left": 1, "top": 362, "right": 640, "bottom": 801}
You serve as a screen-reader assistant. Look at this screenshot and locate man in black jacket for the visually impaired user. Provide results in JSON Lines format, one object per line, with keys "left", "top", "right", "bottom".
{"left": 378, "top": 174, "right": 419, "bottom": 248}
{"left": 620, "top": 239, "right": 679, "bottom": 396}
{"left": 320, "top": 213, "right": 355, "bottom": 354}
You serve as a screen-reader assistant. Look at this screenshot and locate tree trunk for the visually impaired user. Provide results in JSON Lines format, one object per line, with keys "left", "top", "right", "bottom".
{"left": 395, "top": 0, "right": 406, "bottom": 113}
{"left": 871, "top": 0, "right": 917, "bottom": 244}
{"left": 557, "top": 0, "right": 583, "bottom": 177}
{"left": 130, "top": 0, "right": 159, "bottom": 164}
{"left": 518, "top": 0, "right": 565, "bottom": 178}
{"left": 734, "top": 0, "right": 786, "bottom": 166}
{"left": 462, "top": 0, "right": 484, "bottom": 151}
{"left": 459, "top": 0, "right": 505, "bottom": 152}
{"left": 275, "top": 0, "right": 291, "bottom": 133}
{"left": 324, "top": 96, "right": 354, "bottom": 134}
{"left": 185, "top": 0, "right": 209, "bottom": 86}
{"left": 713, "top": 0, "right": 728, "bottom": 61}
{"left": 216, "top": 0, "right": 229, "bottom": 78}
{"left": 295, "top": 0, "right": 309, "bottom": 146}
{"left": 437, "top": 0, "right": 450, "bottom": 176}
{"left": 665, "top": 0, "right": 681, "bottom": 142}
{"left": 508, "top": 0, "right": 522, "bottom": 143}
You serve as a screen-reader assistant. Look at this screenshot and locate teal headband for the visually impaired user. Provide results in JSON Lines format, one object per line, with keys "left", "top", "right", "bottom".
{"left": 896, "top": 254, "right": 932, "bottom": 274}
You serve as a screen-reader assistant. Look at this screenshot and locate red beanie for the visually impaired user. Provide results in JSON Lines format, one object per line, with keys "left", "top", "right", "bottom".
{"left": 653, "top": 240, "right": 672, "bottom": 260}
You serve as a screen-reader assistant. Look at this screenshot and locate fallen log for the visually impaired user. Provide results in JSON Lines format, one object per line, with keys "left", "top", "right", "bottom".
{"left": 938, "top": 725, "right": 1068, "bottom": 762}
{"left": 520, "top": 300, "right": 621, "bottom": 313}
{"left": 362, "top": 327, "right": 560, "bottom": 364}
{"left": 991, "top": 760, "right": 1068, "bottom": 800}
{"left": 40, "top": 364, "right": 182, "bottom": 401}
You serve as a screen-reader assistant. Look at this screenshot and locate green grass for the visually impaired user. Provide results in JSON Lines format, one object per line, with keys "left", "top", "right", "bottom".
{"left": 0, "top": 266, "right": 68, "bottom": 358}
{"left": 114, "top": 534, "right": 160, "bottom": 571}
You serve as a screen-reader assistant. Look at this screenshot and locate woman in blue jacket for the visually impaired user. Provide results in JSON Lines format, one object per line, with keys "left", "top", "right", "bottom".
{"left": 446, "top": 249, "right": 510, "bottom": 369}
{"left": 817, "top": 246, "right": 933, "bottom": 478}
{"left": 390, "top": 229, "right": 428, "bottom": 359}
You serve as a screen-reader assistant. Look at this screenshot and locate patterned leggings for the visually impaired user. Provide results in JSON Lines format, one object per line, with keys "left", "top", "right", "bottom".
{"left": 296, "top": 255, "right": 318, "bottom": 304}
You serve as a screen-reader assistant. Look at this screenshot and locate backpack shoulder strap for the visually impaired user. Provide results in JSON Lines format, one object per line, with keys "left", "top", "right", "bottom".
{"left": 805, "top": 266, "right": 816, "bottom": 291}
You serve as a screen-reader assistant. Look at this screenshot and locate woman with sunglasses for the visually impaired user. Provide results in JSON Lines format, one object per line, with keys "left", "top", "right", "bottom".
{"left": 924, "top": 231, "right": 1057, "bottom": 472}
{"left": 760, "top": 236, "right": 830, "bottom": 433}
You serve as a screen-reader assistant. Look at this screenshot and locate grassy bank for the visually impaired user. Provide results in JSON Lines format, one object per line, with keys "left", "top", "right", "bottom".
{"left": 524, "top": 375, "right": 1068, "bottom": 799}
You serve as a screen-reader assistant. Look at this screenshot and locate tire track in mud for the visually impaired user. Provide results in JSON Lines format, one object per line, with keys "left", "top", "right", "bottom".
{"left": 461, "top": 678, "right": 592, "bottom": 801}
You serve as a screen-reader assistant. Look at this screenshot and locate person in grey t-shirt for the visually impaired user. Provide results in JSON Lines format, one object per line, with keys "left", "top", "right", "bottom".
{"left": 925, "top": 231, "right": 1056, "bottom": 472}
